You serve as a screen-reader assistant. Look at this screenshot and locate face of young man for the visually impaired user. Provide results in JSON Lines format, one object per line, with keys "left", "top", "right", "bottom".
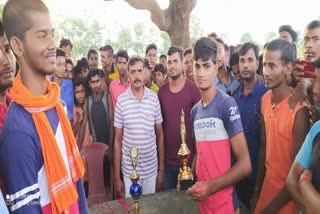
{"left": 55, "top": 56, "right": 66, "bottom": 78}
{"left": 263, "top": 50, "right": 291, "bottom": 89}
{"left": 216, "top": 42, "right": 226, "bottom": 71}
{"left": 194, "top": 58, "right": 217, "bottom": 91}
{"left": 0, "top": 35, "right": 15, "bottom": 90}
{"left": 160, "top": 57, "right": 167, "bottom": 67}
{"left": 146, "top": 48, "right": 157, "bottom": 69}
{"left": 303, "top": 27, "right": 320, "bottom": 62}
{"left": 100, "top": 50, "right": 112, "bottom": 69}
{"left": 154, "top": 71, "right": 166, "bottom": 87}
{"left": 183, "top": 53, "right": 194, "bottom": 82}
{"left": 65, "top": 62, "right": 72, "bottom": 79}
{"left": 143, "top": 65, "right": 151, "bottom": 85}
{"left": 239, "top": 48, "right": 258, "bottom": 82}
{"left": 75, "top": 84, "right": 86, "bottom": 105}
{"left": 116, "top": 56, "right": 128, "bottom": 76}
{"left": 279, "top": 31, "right": 293, "bottom": 43}
{"left": 231, "top": 64, "right": 240, "bottom": 80}
{"left": 89, "top": 74, "right": 101, "bottom": 94}
{"left": 88, "top": 53, "right": 98, "bottom": 69}
{"left": 18, "top": 12, "right": 56, "bottom": 75}
{"left": 128, "top": 61, "right": 145, "bottom": 90}
{"left": 167, "top": 52, "right": 183, "bottom": 80}
{"left": 79, "top": 68, "right": 89, "bottom": 79}
{"left": 61, "top": 45, "right": 72, "bottom": 59}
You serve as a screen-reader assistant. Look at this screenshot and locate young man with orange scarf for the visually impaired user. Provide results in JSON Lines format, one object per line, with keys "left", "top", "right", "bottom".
{"left": 0, "top": 0, "right": 88, "bottom": 213}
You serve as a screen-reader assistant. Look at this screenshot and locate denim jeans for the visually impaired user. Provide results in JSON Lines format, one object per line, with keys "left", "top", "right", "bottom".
{"left": 163, "top": 163, "right": 180, "bottom": 191}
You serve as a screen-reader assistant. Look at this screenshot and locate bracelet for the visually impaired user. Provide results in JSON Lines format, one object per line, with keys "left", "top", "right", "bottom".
{"left": 299, "top": 175, "right": 311, "bottom": 185}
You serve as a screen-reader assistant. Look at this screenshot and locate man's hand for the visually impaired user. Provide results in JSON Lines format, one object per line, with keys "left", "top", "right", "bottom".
{"left": 114, "top": 179, "right": 125, "bottom": 199}
{"left": 294, "top": 60, "right": 306, "bottom": 82}
{"left": 156, "top": 169, "right": 164, "bottom": 192}
{"left": 288, "top": 79, "right": 311, "bottom": 110}
{"left": 300, "top": 169, "right": 312, "bottom": 180}
{"left": 186, "top": 181, "right": 210, "bottom": 201}
{"left": 77, "top": 108, "right": 84, "bottom": 122}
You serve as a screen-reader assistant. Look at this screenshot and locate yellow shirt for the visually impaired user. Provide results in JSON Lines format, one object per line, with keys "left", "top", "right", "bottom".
{"left": 150, "top": 81, "right": 159, "bottom": 94}
{"left": 108, "top": 67, "right": 119, "bottom": 80}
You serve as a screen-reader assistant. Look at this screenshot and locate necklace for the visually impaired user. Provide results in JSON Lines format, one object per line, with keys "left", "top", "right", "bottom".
{"left": 203, "top": 102, "right": 208, "bottom": 108}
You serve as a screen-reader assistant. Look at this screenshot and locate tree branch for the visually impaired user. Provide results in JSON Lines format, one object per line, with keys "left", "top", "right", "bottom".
{"left": 125, "top": 0, "right": 167, "bottom": 31}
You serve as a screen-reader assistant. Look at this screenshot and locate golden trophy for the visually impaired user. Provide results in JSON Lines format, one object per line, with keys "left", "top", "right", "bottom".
{"left": 129, "top": 146, "right": 142, "bottom": 213}
{"left": 177, "top": 110, "right": 194, "bottom": 191}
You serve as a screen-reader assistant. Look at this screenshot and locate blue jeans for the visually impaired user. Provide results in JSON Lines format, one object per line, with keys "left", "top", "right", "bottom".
{"left": 163, "top": 163, "right": 180, "bottom": 191}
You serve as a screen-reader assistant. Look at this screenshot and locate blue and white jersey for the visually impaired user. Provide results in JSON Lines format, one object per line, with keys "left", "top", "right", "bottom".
{"left": 0, "top": 102, "right": 88, "bottom": 214}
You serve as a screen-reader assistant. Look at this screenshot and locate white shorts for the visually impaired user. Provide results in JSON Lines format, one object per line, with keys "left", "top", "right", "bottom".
{"left": 123, "top": 173, "right": 157, "bottom": 198}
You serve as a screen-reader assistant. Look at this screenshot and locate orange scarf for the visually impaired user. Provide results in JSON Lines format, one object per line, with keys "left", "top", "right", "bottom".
{"left": 10, "top": 73, "right": 85, "bottom": 213}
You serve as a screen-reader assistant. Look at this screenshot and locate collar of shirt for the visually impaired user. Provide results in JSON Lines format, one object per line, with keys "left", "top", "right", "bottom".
{"left": 117, "top": 79, "right": 130, "bottom": 86}
{"left": 237, "top": 79, "right": 265, "bottom": 97}
{"left": 128, "top": 86, "right": 151, "bottom": 100}
{"left": 214, "top": 71, "right": 235, "bottom": 86}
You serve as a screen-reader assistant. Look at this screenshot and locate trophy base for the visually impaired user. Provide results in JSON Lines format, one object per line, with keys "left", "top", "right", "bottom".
{"left": 133, "top": 201, "right": 140, "bottom": 214}
{"left": 178, "top": 179, "right": 193, "bottom": 191}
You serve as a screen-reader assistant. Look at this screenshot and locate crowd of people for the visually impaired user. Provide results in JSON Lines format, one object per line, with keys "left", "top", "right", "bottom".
{"left": 0, "top": 0, "right": 319, "bottom": 214}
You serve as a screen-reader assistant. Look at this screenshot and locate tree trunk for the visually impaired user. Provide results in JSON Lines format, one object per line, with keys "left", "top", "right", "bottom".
{"left": 125, "top": 0, "right": 197, "bottom": 49}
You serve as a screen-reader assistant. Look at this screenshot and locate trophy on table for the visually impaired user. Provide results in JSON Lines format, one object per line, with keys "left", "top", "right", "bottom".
{"left": 129, "top": 146, "right": 142, "bottom": 213}
{"left": 177, "top": 110, "right": 194, "bottom": 191}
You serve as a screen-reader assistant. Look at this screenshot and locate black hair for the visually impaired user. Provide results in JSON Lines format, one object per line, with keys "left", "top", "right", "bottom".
{"left": 214, "top": 37, "right": 224, "bottom": 45}
{"left": 65, "top": 58, "right": 73, "bottom": 66}
{"left": 257, "top": 54, "right": 263, "bottom": 76}
{"left": 238, "top": 42, "right": 259, "bottom": 60}
{"left": 167, "top": 45, "right": 183, "bottom": 61}
{"left": 73, "top": 77, "right": 87, "bottom": 90}
{"left": 3, "top": 0, "right": 49, "bottom": 40}
{"left": 0, "top": 21, "right": 4, "bottom": 37}
{"left": 153, "top": 63, "right": 166, "bottom": 75}
{"left": 229, "top": 45, "right": 236, "bottom": 55}
{"left": 145, "top": 43, "right": 157, "bottom": 55}
{"left": 143, "top": 59, "right": 151, "bottom": 69}
{"left": 229, "top": 51, "right": 239, "bottom": 67}
{"left": 116, "top": 49, "right": 129, "bottom": 63}
{"left": 224, "top": 43, "right": 230, "bottom": 52}
{"left": 59, "top": 38, "right": 73, "bottom": 49}
{"left": 193, "top": 37, "right": 217, "bottom": 64}
{"left": 183, "top": 48, "right": 192, "bottom": 58}
{"left": 87, "top": 68, "right": 103, "bottom": 82}
{"left": 279, "top": 25, "right": 298, "bottom": 43}
{"left": 208, "top": 32, "right": 217, "bottom": 38}
{"left": 99, "top": 45, "right": 114, "bottom": 55}
{"left": 56, "top": 48, "right": 65, "bottom": 58}
{"left": 128, "top": 55, "right": 144, "bottom": 70}
{"left": 306, "top": 20, "right": 320, "bottom": 30}
{"left": 73, "top": 57, "right": 89, "bottom": 78}
{"left": 159, "top": 54, "right": 167, "bottom": 60}
{"left": 87, "top": 49, "right": 98, "bottom": 59}
{"left": 265, "top": 39, "right": 295, "bottom": 65}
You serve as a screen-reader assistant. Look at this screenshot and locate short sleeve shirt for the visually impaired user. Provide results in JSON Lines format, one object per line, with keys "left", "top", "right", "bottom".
{"left": 191, "top": 89, "right": 243, "bottom": 213}
{"left": 114, "top": 87, "right": 163, "bottom": 179}
{"left": 296, "top": 121, "right": 320, "bottom": 169}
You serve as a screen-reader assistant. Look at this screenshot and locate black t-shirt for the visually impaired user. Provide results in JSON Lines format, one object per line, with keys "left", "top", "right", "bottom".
{"left": 91, "top": 100, "right": 109, "bottom": 144}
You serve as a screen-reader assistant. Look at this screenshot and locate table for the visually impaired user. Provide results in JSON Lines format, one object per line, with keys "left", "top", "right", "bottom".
{"left": 89, "top": 189, "right": 199, "bottom": 214}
